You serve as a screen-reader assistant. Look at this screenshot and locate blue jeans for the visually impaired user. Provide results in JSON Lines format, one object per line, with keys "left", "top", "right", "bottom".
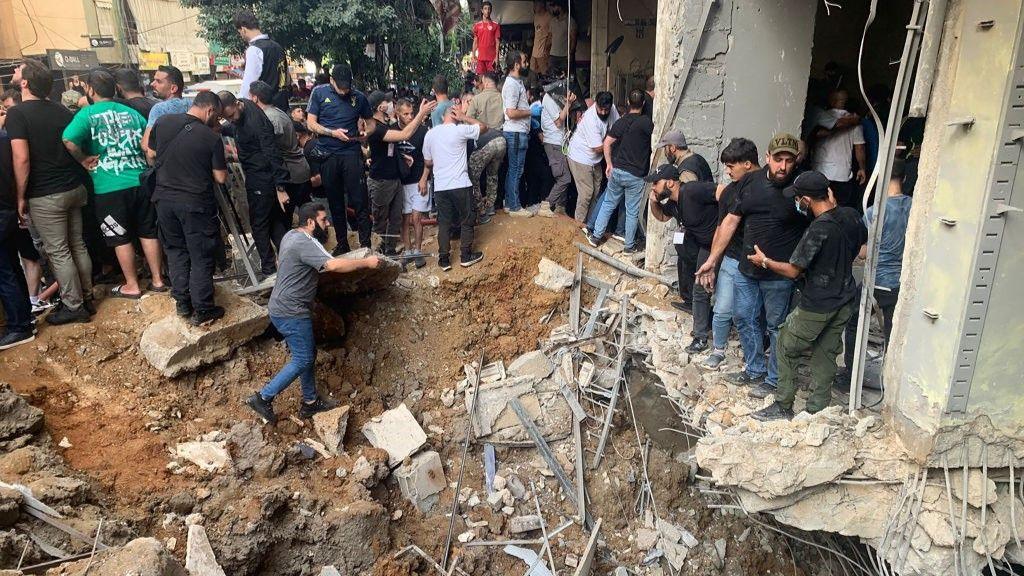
{"left": 503, "top": 131, "right": 528, "bottom": 211}
{"left": 592, "top": 169, "right": 644, "bottom": 248}
{"left": 733, "top": 273, "right": 794, "bottom": 386}
{"left": 0, "top": 210, "right": 32, "bottom": 333}
{"left": 586, "top": 185, "right": 626, "bottom": 236}
{"left": 260, "top": 316, "right": 317, "bottom": 402}
{"left": 711, "top": 256, "right": 741, "bottom": 351}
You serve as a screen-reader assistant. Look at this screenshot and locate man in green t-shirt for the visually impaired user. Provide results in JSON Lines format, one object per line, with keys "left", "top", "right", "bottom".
{"left": 63, "top": 70, "right": 166, "bottom": 299}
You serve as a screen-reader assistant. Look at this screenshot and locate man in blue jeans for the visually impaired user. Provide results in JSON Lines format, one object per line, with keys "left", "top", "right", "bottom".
{"left": 246, "top": 202, "right": 380, "bottom": 424}
{"left": 587, "top": 89, "right": 653, "bottom": 252}
{"left": 501, "top": 50, "right": 534, "bottom": 217}
{"left": 697, "top": 134, "right": 809, "bottom": 398}
{"left": 701, "top": 138, "right": 761, "bottom": 369}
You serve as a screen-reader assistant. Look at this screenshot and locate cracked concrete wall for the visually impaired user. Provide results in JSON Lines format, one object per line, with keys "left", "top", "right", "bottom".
{"left": 884, "top": 0, "right": 1024, "bottom": 466}
{"left": 645, "top": 0, "right": 817, "bottom": 274}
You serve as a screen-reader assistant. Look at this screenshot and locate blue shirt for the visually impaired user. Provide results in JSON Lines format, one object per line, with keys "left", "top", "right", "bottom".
{"left": 147, "top": 97, "right": 192, "bottom": 128}
{"left": 866, "top": 195, "right": 912, "bottom": 290}
{"left": 431, "top": 100, "right": 454, "bottom": 127}
{"left": 306, "top": 85, "right": 372, "bottom": 156}
{"left": 530, "top": 102, "right": 543, "bottom": 132}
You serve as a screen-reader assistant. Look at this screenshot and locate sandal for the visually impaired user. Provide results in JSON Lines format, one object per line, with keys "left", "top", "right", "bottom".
{"left": 110, "top": 285, "right": 142, "bottom": 300}
{"left": 147, "top": 282, "right": 170, "bottom": 293}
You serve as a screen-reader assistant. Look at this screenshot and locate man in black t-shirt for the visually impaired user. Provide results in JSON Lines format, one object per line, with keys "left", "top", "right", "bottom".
{"left": 7, "top": 60, "right": 93, "bottom": 326}
{"left": 587, "top": 89, "right": 653, "bottom": 253}
{"left": 696, "top": 133, "right": 808, "bottom": 396}
{"left": 747, "top": 171, "right": 867, "bottom": 421}
{"left": 114, "top": 69, "right": 156, "bottom": 119}
{"left": 648, "top": 164, "right": 719, "bottom": 353}
{"left": 364, "top": 91, "right": 434, "bottom": 256}
{"left": 396, "top": 99, "right": 431, "bottom": 269}
{"left": 148, "top": 92, "right": 229, "bottom": 325}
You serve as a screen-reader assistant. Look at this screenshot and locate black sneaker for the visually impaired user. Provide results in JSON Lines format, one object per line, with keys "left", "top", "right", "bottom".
{"left": 191, "top": 305, "right": 225, "bottom": 327}
{"left": 438, "top": 255, "right": 452, "bottom": 272}
{"left": 382, "top": 246, "right": 402, "bottom": 257}
{"left": 46, "top": 303, "right": 91, "bottom": 326}
{"left": 586, "top": 234, "right": 602, "bottom": 248}
{"left": 670, "top": 301, "right": 693, "bottom": 314}
{"left": 245, "top": 393, "right": 278, "bottom": 425}
{"left": 299, "top": 396, "right": 339, "bottom": 419}
{"left": 332, "top": 244, "right": 351, "bottom": 257}
{"left": 752, "top": 401, "right": 793, "bottom": 421}
{"left": 414, "top": 254, "right": 427, "bottom": 269}
{"left": 623, "top": 245, "right": 641, "bottom": 255}
{"left": 0, "top": 330, "right": 35, "bottom": 351}
{"left": 685, "top": 338, "right": 709, "bottom": 354}
{"left": 175, "top": 300, "right": 194, "bottom": 318}
{"left": 460, "top": 252, "right": 484, "bottom": 268}
{"left": 749, "top": 382, "right": 776, "bottom": 399}
{"left": 724, "top": 371, "right": 765, "bottom": 386}
{"left": 478, "top": 213, "right": 493, "bottom": 225}
{"left": 83, "top": 299, "right": 97, "bottom": 316}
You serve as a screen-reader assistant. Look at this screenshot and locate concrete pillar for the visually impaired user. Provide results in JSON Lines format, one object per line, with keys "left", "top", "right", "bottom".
{"left": 590, "top": 0, "right": 609, "bottom": 93}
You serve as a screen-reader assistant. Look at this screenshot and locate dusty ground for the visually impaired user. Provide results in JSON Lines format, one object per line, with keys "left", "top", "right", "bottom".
{"left": 0, "top": 213, "right": 817, "bottom": 575}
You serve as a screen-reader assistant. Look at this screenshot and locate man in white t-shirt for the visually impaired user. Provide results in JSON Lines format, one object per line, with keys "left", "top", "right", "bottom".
{"left": 812, "top": 89, "right": 867, "bottom": 210}
{"left": 537, "top": 87, "right": 576, "bottom": 217}
{"left": 567, "top": 92, "right": 619, "bottom": 225}
{"left": 423, "top": 105, "right": 488, "bottom": 271}
{"left": 502, "top": 50, "right": 534, "bottom": 217}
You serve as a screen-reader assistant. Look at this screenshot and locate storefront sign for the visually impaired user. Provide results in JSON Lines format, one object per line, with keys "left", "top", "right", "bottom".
{"left": 46, "top": 49, "right": 100, "bottom": 71}
{"left": 139, "top": 51, "right": 171, "bottom": 71}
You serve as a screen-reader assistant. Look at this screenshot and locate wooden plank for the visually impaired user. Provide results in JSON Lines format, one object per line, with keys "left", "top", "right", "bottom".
{"left": 573, "top": 518, "right": 603, "bottom": 576}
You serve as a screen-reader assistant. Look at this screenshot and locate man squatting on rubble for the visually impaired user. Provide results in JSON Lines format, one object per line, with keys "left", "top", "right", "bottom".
{"left": 246, "top": 202, "right": 380, "bottom": 423}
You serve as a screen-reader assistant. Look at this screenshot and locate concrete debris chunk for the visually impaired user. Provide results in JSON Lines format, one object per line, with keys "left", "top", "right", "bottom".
{"left": 504, "top": 544, "right": 553, "bottom": 576}
{"left": 714, "top": 538, "right": 727, "bottom": 568}
{"left": 0, "top": 382, "right": 44, "bottom": 442}
{"left": 508, "top": 350, "right": 555, "bottom": 380}
{"left": 312, "top": 405, "right": 350, "bottom": 456}
{"left": 509, "top": 515, "right": 543, "bottom": 534}
{"left": 395, "top": 451, "right": 446, "bottom": 512}
{"left": 319, "top": 567, "right": 342, "bottom": 576}
{"left": 316, "top": 248, "right": 402, "bottom": 296}
{"left": 656, "top": 518, "right": 698, "bottom": 548}
{"left": 952, "top": 469, "right": 999, "bottom": 508}
{"left": 661, "top": 539, "right": 688, "bottom": 570}
{"left": 140, "top": 286, "right": 269, "bottom": 378}
{"left": 457, "top": 530, "right": 476, "bottom": 543}
{"left": 175, "top": 441, "right": 232, "bottom": 472}
{"left": 635, "top": 527, "right": 659, "bottom": 550}
{"left": 534, "top": 258, "right": 575, "bottom": 292}
{"left": 506, "top": 475, "right": 527, "bottom": 499}
{"left": 361, "top": 404, "right": 427, "bottom": 467}
{"left": 50, "top": 537, "right": 187, "bottom": 575}
{"left": 185, "top": 524, "right": 227, "bottom": 576}
{"left": 803, "top": 423, "right": 830, "bottom": 447}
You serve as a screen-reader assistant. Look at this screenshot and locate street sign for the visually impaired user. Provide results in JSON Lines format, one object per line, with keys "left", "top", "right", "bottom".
{"left": 89, "top": 37, "right": 116, "bottom": 48}
{"left": 46, "top": 49, "right": 101, "bottom": 71}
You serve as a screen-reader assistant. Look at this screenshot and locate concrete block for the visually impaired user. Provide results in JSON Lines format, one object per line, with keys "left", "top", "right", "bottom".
{"left": 686, "top": 71, "right": 725, "bottom": 102}
{"left": 0, "top": 382, "right": 43, "bottom": 442}
{"left": 317, "top": 248, "right": 402, "bottom": 297}
{"left": 312, "top": 405, "right": 351, "bottom": 456}
{"left": 140, "top": 287, "right": 269, "bottom": 378}
{"left": 176, "top": 441, "right": 232, "bottom": 472}
{"left": 185, "top": 524, "right": 227, "bottom": 576}
{"left": 509, "top": 515, "right": 543, "bottom": 534}
{"left": 319, "top": 566, "right": 342, "bottom": 576}
{"left": 533, "top": 258, "right": 574, "bottom": 292}
{"left": 394, "top": 451, "right": 446, "bottom": 512}
{"left": 508, "top": 351, "right": 554, "bottom": 380}
{"left": 361, "top": 404, "right": 427, "bottom": 467}
{"left": 696, "top": 30, "right": 730, "bottom": 60}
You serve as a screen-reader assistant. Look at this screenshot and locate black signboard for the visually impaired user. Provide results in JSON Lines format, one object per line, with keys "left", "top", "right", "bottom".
{"left": 89, "top": 37, "right": 116, "bottom": 48}
{"left": 46, "top": 49, "right": 101, "bottom": 71}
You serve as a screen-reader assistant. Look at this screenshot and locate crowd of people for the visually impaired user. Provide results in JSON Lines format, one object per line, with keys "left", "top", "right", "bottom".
{"left": 0, "top": 5, "right": 912, "bottom": 422}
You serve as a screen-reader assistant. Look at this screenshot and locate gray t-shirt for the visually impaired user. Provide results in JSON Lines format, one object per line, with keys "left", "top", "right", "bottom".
{"left": 267, "top": 229, "right": 333, "bottom": 318}
{"left": 264, "top": 105, "right": 311, "bottom": 184}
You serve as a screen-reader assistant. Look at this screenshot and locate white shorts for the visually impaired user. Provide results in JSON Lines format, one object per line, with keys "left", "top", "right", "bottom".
{"left": 403, "top": 183, "right": 431, "bottom": 215}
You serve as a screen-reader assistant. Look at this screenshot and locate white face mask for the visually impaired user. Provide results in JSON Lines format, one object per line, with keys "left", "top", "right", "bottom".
{"left": 794, "top": 199, "right": 808, "bottom": 216}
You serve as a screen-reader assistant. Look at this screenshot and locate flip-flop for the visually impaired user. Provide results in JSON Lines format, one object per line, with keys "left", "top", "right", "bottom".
{"left": 110, "top": 285, "right": 142, "bottom": 300}
{"left": 147, "top": 282, "right": 170, "bottom": 293}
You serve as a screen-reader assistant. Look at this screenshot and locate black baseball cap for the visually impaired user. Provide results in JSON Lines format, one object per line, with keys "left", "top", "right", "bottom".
{"left": 783, "top": 171, "right": 830, "bottom": 199}
{"left": 331, "top": 64, "right": 353, "bottom": 90}
{"left": 644, "top": 163, "right": 681, "bottom": 183}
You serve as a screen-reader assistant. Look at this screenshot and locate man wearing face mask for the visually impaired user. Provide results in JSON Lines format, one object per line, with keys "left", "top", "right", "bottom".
{"left": 246, "top": 202, "right": 380, "bottom": 424}
{"left": 364, "top": 91, "right": 436, "bottom": 255}
{"left": 148, "top": 92, "right": 229, "bottom": 325}
{"left": 696, "top": 133, "right": 809, "bottom": 399}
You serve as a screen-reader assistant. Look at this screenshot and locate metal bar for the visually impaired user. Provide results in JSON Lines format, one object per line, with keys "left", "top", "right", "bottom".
{"left": 575, "top": 243, "right": 672, "bottom": 285}
{"left": 569, "top": 252, "right": 584, "bottom": 334}
{"left": 442, "top": 350, "right": 486, "bottom": 570}
{"left": 591, "top": 298, "right": 629, "bottom": 469}
{"left": 531, "top": 481, "right": 559, "bottom": 575}
{"left": 850, "top": 0, "right": 927, "bottom": 413}
{"left": 560, "top": 383, "right": 587, "bottom": 423}
{"left": 581, "top": 288, "right": 610, "bottom": 339}
{"left": 509, "top": 399, "right": 583, "bottom": 514}
{"left": 573, "top": 415, "right": 590, "bottom": 531}
{"left": 572, "top": 518, "right": 602, "bottom": 576}
{"left": 214, "top": 184, "right": 261, "bottom": 289}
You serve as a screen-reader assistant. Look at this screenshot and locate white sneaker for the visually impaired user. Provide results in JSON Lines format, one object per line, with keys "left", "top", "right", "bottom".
{"left": 508, "top": 208, "right": 534, "bottom": 218}
{"left": 537, "top": 201, "right": 555, "bottom": 218}
{"left": 31, "top": 300, "right": 54, "bottom": 315}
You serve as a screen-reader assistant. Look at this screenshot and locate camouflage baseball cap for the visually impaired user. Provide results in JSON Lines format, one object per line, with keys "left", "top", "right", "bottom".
{"left": 768, "top": 132, "right": 800, "bottom": 156}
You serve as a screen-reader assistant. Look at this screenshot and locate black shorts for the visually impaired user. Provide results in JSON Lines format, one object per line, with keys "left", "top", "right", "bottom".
{"left": 16, "top": 227, "right": 40, "bottom": 261}
{"left": 94, "top": 186, "right": 158, "bottom": 247}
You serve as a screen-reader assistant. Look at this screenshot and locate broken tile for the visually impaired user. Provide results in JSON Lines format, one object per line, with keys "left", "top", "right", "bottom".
{"left": 361, "top": 404, "right": 427, "bottom": 467}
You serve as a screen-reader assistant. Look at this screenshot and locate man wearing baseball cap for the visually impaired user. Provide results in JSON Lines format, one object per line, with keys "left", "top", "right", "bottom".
{"left": 696, "top": 132, "right": 808, "bottom": 398}
{"left": 745, "top": 170, "right": 867, "bottom": 420}
{"left": 656, "top": 128, "right": 713, "bottom": 313}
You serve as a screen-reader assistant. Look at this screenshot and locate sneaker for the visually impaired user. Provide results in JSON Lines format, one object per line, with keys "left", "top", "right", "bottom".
{"left": 586, "top": 234, "right": 602, "bottom": 248}
{"left": 670, "top": 300, "right": 692, "bottom": 313}
{"left": 175, "top": 300, "right": 194, "bottom": 318}
{"left": 507, "top": 208, "right": 533, "bottom": 218}
{"left": 685, "top": 338, "right": 709, "bottom": 354}
{"left": 749, "top": 382, "right": 776, "bottom": 399}
{"left": 623, "top": 245, "right": 641, "bottom": 255}
{"left": 30, "top": 300, "right": 54, "bottom": 315}
{"left": 190, "top": 305, "right": 225, "bottom": 327}
{"left": 245, "top": 393, "right": 278, "bottom": 425}
{"left": 299, "top": 396, "right": 339, "bottom": 419}
{"left": 382, "top": 246, "right": 402, "bottom": 258}
{"left": 414, "top": 254, "right": 427, "bottom": 269}
{"left": 46, "top": 303, "right": 90, "bottom": 326}
{"left": 537, "top": 201, "right": 555, "bottom": 218}
{"left": 438, "top": 255, "right": 452, "bottom": 272}
{"left": 701, "top": 350, "right": 727, "bottom": 370}
{"left": 751, "top": 401, "right": 793, "bottom": 422}
{"left": 83, "top": 299, "right": 96, "bottom": 316}
{"left": 331, "top": 244, "right": 351, "bottom": 257}
{"left": 724, "top": 371, "right": 765, "bottom": 386}
{"left": 0, "top": 330, "right": 35, "bottom": 351}
{"left": 477, "top": 213, "right": 494, "bottom": 225}
{"left": 460, "top": 252, "right": 484, "bottom": 268}
{"left": 611, "top": 234, "right": 626, "bottom": 243}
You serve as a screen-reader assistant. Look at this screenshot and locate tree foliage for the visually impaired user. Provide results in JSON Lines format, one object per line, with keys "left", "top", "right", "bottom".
{"left": 182, "top": 0, "right": 470, "bottom": 90}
